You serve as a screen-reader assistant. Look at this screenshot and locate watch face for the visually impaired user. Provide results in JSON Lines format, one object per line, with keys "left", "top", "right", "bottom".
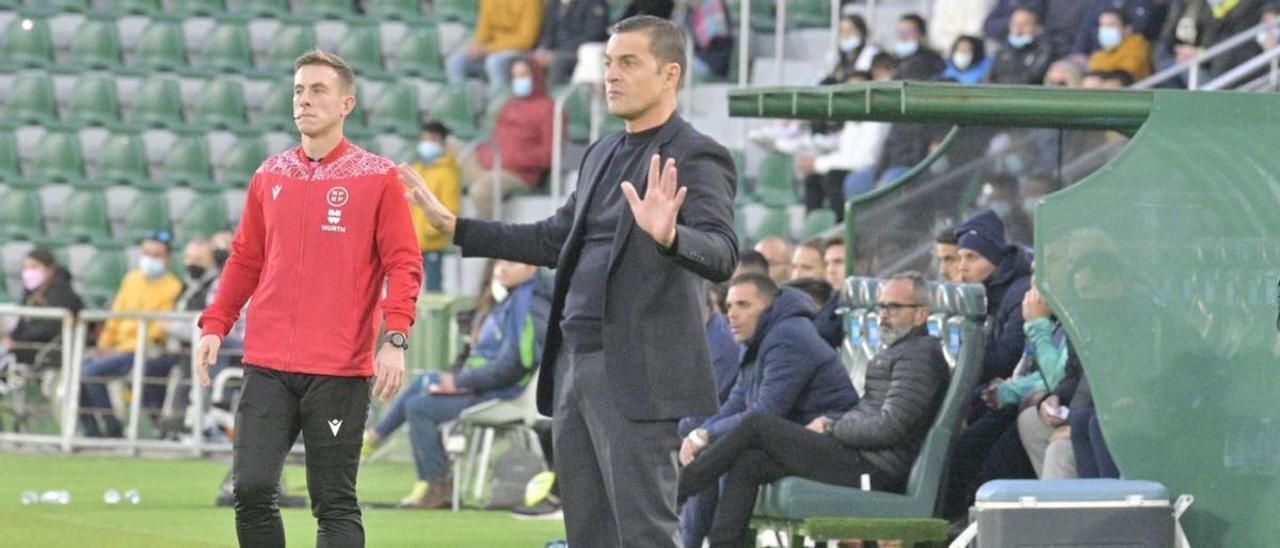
{"left": 388, "top": 332, "right": 407, "bottom": 347}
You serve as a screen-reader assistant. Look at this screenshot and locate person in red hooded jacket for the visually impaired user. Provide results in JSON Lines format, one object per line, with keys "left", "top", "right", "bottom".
{"left": 462, "top": 56, "right": 556, "bottom": 219}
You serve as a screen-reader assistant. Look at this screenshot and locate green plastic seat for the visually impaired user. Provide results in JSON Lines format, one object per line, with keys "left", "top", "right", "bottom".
{"left": 94, "top": 132, "right": 148, "bottom": 186}
{"left": 193, "top": 79, "right": 248, "bottom": 130}
{"left": 753, "top": 207, "right": 792, "bottom": 241}
{"left": 121, "top": 192, "right": 171, "bottom": 241}
{"left": 258, "top": 79, "right": 297, "bottom": 131}
{"left": 60, "top": 188, "right": 112, "bottom": 243}
{"left": 196, "top": 21, "right": 253, "bottom": 75}
{"left": 391, "top": 26, "right": 446, "bottom": 81}
{"left": 159, "top": 135, "right": 213, "bottom": 187}
{"left": 367, "top": 0, "right": 423, "bottom": 20}
{"left": 30, "top": 131, "right": 85, "bottom": 184}
{"left": 482, "top": 91, "right": 510, "bottom": 132}
{"left": 171, "top": 0, "right": 227, "bottom": 16}
{"left": 240, "top": 0, "right": 288, "bottom": 16}
{"left": 44, "top": 0, "right": 92, "bottom": 11}
{"left": 802, "top": 209, "right": 837, "bottom": 239}
{"left": 434, "top": 0, "right": 478, "bottom": 25}
{"left": 299, "top": 0, "right": 355, "bottom": 17}
{"left": 176, "top": 191, "right": 229, "bottom": 241}
{"left": 428, "top": 84, "right": 479, "bottom": 140}
{"left": 336, "top": 24, "right": 388, "bottom": 80}
{"left": 128, "top": 78, "right": 186, "bottom": 129}
{"left": 346, "top": 84, "right": 369, "bottom": 133}
{"left": 0, "top": 188, "right": 45, "bottom": 240}
{"left": 79, "top": 248, "right": 128, "bottom": 307}
{"left": 756, "top": 152, "right": 797, "bottom": 207}
{"left": 217, "top": 136, "right": 267, "bottom": 188}
{"left": 133, "top": 20, "right": 187, "bottom": 72}
{"left": 66, "top": 74, "right": 122, "bottom": 127}
{"left": 0, "top": 14, "right": 54, "bottom": 69}
{"left": 262, "top": 23, "right": 317, "bottom": 75}
{"left": 0, "top": 130, "right": 20, "bottom": 180}
{"left": 97, "top": 0, "right": 164, "bottom": 15}
{"left": 67, "top": 17, "right": 123, "bottom": 70}
{"left": 6, "top": 73, "right": 58, "bottom": 125}
{"left": 562, "top": 86, "right": 591, "bottom": 143}
{"left": 368, "top": 83, "right": 420, "bottom": 137}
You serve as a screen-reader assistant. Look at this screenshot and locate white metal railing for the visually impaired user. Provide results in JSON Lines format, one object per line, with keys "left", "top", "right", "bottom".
{"left": 550, "top": 81, "right": 602, "bottom": 201}
{"left": 0, "top": 304, "right": 75, "bottom": 447}
{"left": 1204, "top": 44, "right": 1280, "bottom": 90}
{"left": 1135, "top": 19, "right": 1280, "bottom": 90}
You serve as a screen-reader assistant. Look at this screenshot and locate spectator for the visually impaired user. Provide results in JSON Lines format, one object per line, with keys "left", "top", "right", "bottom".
{"left": 1043, "top": 59, "right": 1085, "bottom": 86}
{"left": 935, "top": 227, "right": 962, "bottom": 282}
{"left": 2, "top": 248, "right": 83, "bottom": 368}
{"left": 933, "top": 0, "right": 997, "bottom": 52}
{"left": 683, "top": 0, "right": 735, "bottom": 80}
{"left": 943, "top": 35, "right": 992, "bottom": 84}
{"left": 462, "top": 57, "right": 555, "bottom": 220}
{"left": 754, "top": 237, "right": 794, "bottom": 284}
{"left": 868, "top": 120, "right": 947, "bottom": 196}
{"left": 1072, "top": 0, "right": 1156, "bottom": 59}
{"left": 1240, "top": 4, "right": 1280, "bottom": 71}
{"left": 619, "top": 0, "right": 674, "bottom": 19}
{"left": 677, "top": 272, "right": 949, "bottom": 547}
{"left": 1019, "top": 336, "right": 1090, "bottom": 480}
{"left": 1157, "top": 0, "right": 1264, "bottom": 82}
{"left": 984, "top": 0, "right": 1092, "bottom": 59}
{"left": 79, "top": 234, "right": 183, "bottom": 438}
{"left": 978, "top": 172, "right": 1034, "bottom": 246}
{"left": 892, "top": 14, "right": 946, "bottom": 80}
{"left": 789, "top": 238, "right": 826, "bottom": 281}
{"left": 796, "top": 71, "right": 890, "bottom": 218}
{"left": 813, "top": 236, "right": 847, "bottom": 348}
{"left": 782, "top": 278, "right": 834, "bottom": 309}
{"left": 733, "top": 249, "right": 770, "bottom": 278}
{"left": 870, "top": 51, "right": 899, "bottom": 81}
{"left": 954, "top": 210, "right": 1033, "bottom": 386}
{"left": 533, "top": 0, "right": 611, "bottom": 87}
{"left": 983, "top": 0, "right": 1045, "bottom": 43}
{"left": 1087, "top": 9, "right": 1154, "bottom": 81}
{"left": 825, "top": 14, "right": 880, "bottom": 82}
{"left": 406, "top": 121, "right": 461, "bottom": 292}
{"left": 986, "top": 7, "right": 1054, "bottom": 85}
{"left": 447, "top": 0, "right": 545, "bottom": 94}
{"left": 210, "top": 230, "right": 233, "bottom": 269}
{"left": 679, "top": 274, "right": 859, "bottom": 546}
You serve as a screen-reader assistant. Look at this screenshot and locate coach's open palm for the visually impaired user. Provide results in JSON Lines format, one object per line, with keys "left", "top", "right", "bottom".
{"left": 398, "top": 163, "right": 456, "bottom": 234}
{"left": 622, "top": 155, "right": 686, "bottom": 249}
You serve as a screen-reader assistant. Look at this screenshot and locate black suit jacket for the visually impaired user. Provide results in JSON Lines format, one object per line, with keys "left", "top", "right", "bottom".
{"left": 454, "top": 113, "right": 738, "bottom": 421}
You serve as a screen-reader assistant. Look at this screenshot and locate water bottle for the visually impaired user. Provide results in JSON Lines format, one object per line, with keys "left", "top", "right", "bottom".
{"left": 20, "top": 491, "right": 38, "bottom": 505}
{"left": 124, "top": 489, "right": 141, "bottom": 505}
{"left": 103, "top": 489, "right": 121, "bottom": 505}
{"left": 40, "top": 490, "right": 69, "bottom": 505}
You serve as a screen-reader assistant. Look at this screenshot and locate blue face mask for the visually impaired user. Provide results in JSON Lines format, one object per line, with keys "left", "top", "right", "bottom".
{"left": 1007, "top": 33, "right": 1033, "bottom": 49}
{"left": 1098, "top": 27, "right": 1123, "bottom": 50}
{"left": 140, "top": 256, "right": 167, "bottom": 280}
{"left": 512, "top": 77, "right": 534, "bottom": 98}
{"left": 417, "top": 141, "right": 442, "bottom": 164}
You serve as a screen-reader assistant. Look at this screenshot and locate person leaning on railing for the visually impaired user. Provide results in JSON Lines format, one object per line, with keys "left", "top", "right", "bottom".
{"left": 2, "top": 248, "right": 83, "bottom": 368}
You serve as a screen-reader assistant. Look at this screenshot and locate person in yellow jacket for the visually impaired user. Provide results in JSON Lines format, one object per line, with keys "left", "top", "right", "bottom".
{"left": 1087, "top": 8, "right": 1152, "bottom": 81}
{"left": 446, "top": 0, "right": 544, "bottom": 94}
{"left": 79, "top": 233, "right": 182, "bottom": 438}
{"left": 406, "top": 121, "right": 461, "bottom": 292}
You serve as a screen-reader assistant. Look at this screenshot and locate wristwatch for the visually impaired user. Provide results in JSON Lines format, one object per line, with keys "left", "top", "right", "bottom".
{"left": 385, "top": 331, "right": 409, "bottom": 350}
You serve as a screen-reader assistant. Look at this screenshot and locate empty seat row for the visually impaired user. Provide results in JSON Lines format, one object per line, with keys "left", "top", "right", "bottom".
{"left": 6, "top": 0, "right": 432, "bottom": 22}
{"left": 0, "top": 185, "right": 231, "bottom": 246}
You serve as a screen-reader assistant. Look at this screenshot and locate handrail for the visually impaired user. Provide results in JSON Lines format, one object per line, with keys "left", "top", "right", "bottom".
{"left": 1204, "top": 44, "right": 1280, "bottom": 90}
{"left": 0, "top": 304, "right": 73, "bottom": 319}
{"left": 1134, "top": 19, "right": 1280, "bottom": 90}
{"left": 550, "top": 82, "right": 595, "bottom": 201}
{"left": 459, "top": 133, "right": 504, "bottom": 220}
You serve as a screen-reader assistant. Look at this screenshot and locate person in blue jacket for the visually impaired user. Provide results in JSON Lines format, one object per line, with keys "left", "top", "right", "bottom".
{"left": 942, "top": 35, "right": 992, "bottom": 84}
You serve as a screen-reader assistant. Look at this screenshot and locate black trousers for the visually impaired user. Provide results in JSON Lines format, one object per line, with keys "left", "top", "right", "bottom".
{"left": 803, "top": 170, "right": 847, "bottom": 222}
{"left": 678, "top": 413, "right": 878, "bottom": 548}
{"left": 233, "top": 365, "right": 370, "bottom": 548}
{"left": 943, "top": 406, "right": 1020, "bottom": 520}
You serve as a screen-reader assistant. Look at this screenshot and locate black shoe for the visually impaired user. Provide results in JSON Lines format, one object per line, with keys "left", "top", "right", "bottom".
{"left": 511, "top": 496, "right": 562, "bottom": 520}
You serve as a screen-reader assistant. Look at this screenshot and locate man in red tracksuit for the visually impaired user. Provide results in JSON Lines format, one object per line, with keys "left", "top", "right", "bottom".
{"left": 194, "top": 50, "right": 423, "bottom": 548}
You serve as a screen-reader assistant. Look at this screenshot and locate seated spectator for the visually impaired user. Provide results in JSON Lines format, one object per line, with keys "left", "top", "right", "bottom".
{"left": 933, "top": 0, "right": 997, "bottom": 52}
{"left": 406, "top": 121, "right": 461, "bottom": 292}
{"left": 986, "top": 7, "right": 1054, "bottom": 85}
{"left": 1018, "top": 332, "right": 1089, "bottom": 480}
{"left": 943, "top": 35, "right": 992, "bottom": 84}
{"left": 447, "top": 0, "right": 545, "bottom": 94}
{"left": 678, "top": 272, "right": 948, "bottom": 547}
{"left": 985, "top": 0, "right": 1092, "bottom": 59}
{"left": 79, "top": 234, "right": 183, "bottom": 438}
{"left": 533, "top": 0, "right": 610, "bottom": 87}
{"left": 1156, "top": 0, "right": 1263, "bottom": 82}
{"left": 796, "top": 68, "right": 891, "bottom": 217}
{"left": 462, "top": 58, "right": 555, "bottom": 220}
{"left": 825, "top": 14, "right": 880, "bottom": 82}
{"left": 619, "top": 0, "right": 674, "bottom": 19}
{"left": 366, "top": 260, "right": 551, "bottom": 509}
{"left": 679, "top": 274, "right": 859, "bottom": 546}
{"left": 935, "top": 226, "right": 963, "bottom": 282}
{"left": 789, "top": 238, "right": 826, "bottom": 281}
{"left": 813, "top": 235, "right": 847, "bottom": 347}
{"left": 1087, "top": 9, "right": 1154, "bottom": 81}
{"left": 733, "top": 249, "right": 770, "bottom": 278}
{"left": 754, "top": 237, "right": 794, "bottom": 284}
{"left": 892, "top": 14, "right": 946, "bottom": 80}
{"left": 781, "top": 278, "right": 834, "bottom": 309}
{"left": 1072, "top": 0, "right": 1157, "bottom": 60}
{"left": 2, "top": 248, "right": 83, "bottom": 367}
{"left": 955, "top": 210, "right": 1033, "bottom": 386}
{"left": 683, "top": 0, "right": 735, "bottom": 80}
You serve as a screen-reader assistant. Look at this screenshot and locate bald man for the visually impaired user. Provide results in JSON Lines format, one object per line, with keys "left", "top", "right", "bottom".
{"left": 754, "top": 236, "right": 794, "bottom": 284}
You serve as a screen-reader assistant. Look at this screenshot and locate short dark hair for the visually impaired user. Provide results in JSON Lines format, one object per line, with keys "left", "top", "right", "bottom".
{"left": 142, "top": 229, "right": 173, "bottom": 254}
{"left": 610, "top": 15, "right": 688, "bottom": 87}
{"left": 824, "top": 235, "right": 845, "bottom": 252}
{"left": 799, "top": 237, "right": 825, "bottom": 255}
{"left": 294, "top": 50, "right": 355, "bottom": 93}
{"left": 1012, "top": 6, "right": 1041, "bottom": 24}
{"left": 900, "top": 13, "right": 928, "bottom": 37}
{"left": 1099, "top": 8, "right": 1128, "bottom": 26}
{"left": 840, "top": 14, "right": 868, "bottom": 38}
{"left": 1103, "top": 69, "right": 1134, "bottom": 87}
{"left": 737, "top": 249, "right": 770, "bottom": 275}
{"left": 783, "top": 277, "right": 834, "bottom": 307}
{"left": 26, "top": 247, "right": 57, "bottom": 268}
{"left": 870, "top": 52, "right": 898, "bottom": 75}
{"left": 729, "top": 272, "right": 779, "bottom": 303}
{"left": 936, "top": 226, "right": 958, "bottom": 246}
{"left": 421, "top": 119, "right": 450, "bottom": 140}
{"left": 952, "top": 35, "right": 986, "bottom": 63}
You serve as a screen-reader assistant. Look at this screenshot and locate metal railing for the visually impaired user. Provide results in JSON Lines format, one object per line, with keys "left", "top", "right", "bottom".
{"left": 0, "top": 304, "right": 75, "bottom": 448}
{"left": 1135, "top": 19, "right": 1280, "bottom": 90}
{"left": 550, "top": 81, "right": 601, "bottom": 201}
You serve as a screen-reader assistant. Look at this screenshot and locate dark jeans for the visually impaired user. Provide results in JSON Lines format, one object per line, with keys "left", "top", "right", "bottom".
{"left": 79, "top": 352, "right": 179, "bottom": 438}
{"left": 803, "top": 170, "right": 847, "bottom": 222}
{"left": 422, "top": 251, "right": 443, "bottom": 293}
{"left": 374, "top": 374, "right": 485, "bottom": 481}
{"left": 1070, "top": 407, "right": 1119, "bottom": 478}
{"left": 233, "top": 365, "right": 370, "bottom": 548}
{"left": 678, "top": 413, "right": 874, "bottom": 548}
{"left": 943, "top": 406, "right": 1019, "bottom": 519}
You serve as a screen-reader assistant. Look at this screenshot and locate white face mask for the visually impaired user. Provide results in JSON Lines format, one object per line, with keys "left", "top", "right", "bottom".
{"left": 490, "top": 279, "right": 510, "bottom": 304}
{"left": 952, "top": 52, "right": 973, "bottom": 71}
{"left": 839, "top": 36, "right": 862, "bottom": 53}
{"left": 139, "top": 256, "right": 167, "bottom": 280}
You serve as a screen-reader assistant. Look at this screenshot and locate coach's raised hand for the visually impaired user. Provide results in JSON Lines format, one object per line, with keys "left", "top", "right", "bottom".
{"left": 621, "top": 155, "right": 686, "bottom": 249}
{"left": 398, "top": 163, "right": 456, "bottom": 234}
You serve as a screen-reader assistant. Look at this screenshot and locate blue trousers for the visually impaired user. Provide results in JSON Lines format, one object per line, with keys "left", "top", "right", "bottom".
{"left": 376, "top": 375, "right": 484, "bottom": 481}
{"left": 78, "top": 352, "right": 180, "bottom": 437}
{"left": 422, "top": 251, "right": 444, "bottom": 293}
{"left": 1070, "top": 407, "right": 1119, "bottom": 478}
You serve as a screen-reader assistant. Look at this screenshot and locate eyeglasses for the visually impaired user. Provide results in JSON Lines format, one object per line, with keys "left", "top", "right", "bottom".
{"left": 874, "top": 302, "right": 924, "bottom": 312}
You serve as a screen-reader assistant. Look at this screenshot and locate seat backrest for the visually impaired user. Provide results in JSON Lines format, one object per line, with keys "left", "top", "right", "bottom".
{"left": 368, "top": 0, "right": 424, "bottom": 20}
{"left": 392, "top": 25, "right": 444, "bottom": 80}
{"left": 130, "top": 78, "right": 185, "bottom": 128}
{"left": 0, "top": 130, "right": 19, "bottom": 178}
{"left": 177, "top": 192, "right": 228, "bottom": 241}
{"left": 756, "top": 152, "right": 795, "bottom": 194}
{"left": 95, "top": 131, "right": 148, "bottom": 183}
{"left": 80, "top": 248, "right": 128, "bottom": 307}
{"left": 434, "top": 0, "right": 478, "bottom": 25}
{"left": 32, "top": 131, "right": 85, "bottom": 183}
{"left": 160, "top": 135, "right": 212, "bottom": 185}
{"left": 134, "top": 20, "right": 187, "bottom": 70}
{"left": 368, "top": 83, "right": 419, "bottom": 137}
{"left": 217, "top": 136, "right": 267, "bottom": 188}
{"left": 9, "top": 73, "right": 58, "bottom": 123}
{"left": 199, "top": 21, "right": 252, "bottom": 72}
{"left": 336, "top": 24, "right": 385, "bottom": 74}
{"left": 68, "top": 74, "right": 122, "bottom": 126}
{"left": 68, "top": 17, "right": 123, "bottom": 69}
{"left": 1, "top": 15, "right": 54, "bottom": 67}
{"left": 121, "top": 192, "right": 171, "bottom": 240}
{"left": 60, "top": 189, "right": 112, "bottom": 243}
{"left": 0, "top": 188, "right": 45, "bottom": 239}
{"left": 802, "top": 209, "right": 836, "bottom": 240}
{"left": 194, "top": 79, "right": 247, "bottom": 129}
{"left": 264, "top": 23, "right": 317, "bottom": 73}
{"left": 901, "top": 282, "right": 987, "bottom": 511}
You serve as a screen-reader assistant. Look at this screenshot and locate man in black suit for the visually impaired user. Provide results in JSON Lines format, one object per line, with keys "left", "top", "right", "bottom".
{"left": 401, "top": 15, "right": 738, "bottom": 547}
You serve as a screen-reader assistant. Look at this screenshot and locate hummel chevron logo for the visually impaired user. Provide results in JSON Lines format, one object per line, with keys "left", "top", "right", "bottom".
{"left": 328, "top": 419, "right": 342, "bottom": 437}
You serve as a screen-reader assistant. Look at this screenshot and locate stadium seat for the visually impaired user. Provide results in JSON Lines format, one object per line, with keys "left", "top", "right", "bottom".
{"left": 367, "top": 0, "right": 424, "bottom": 20}
{"left": 159, "top": 135, "right": 213, "bottom": 187}
{"left": 754, "top": 207, "right": 792, "bottom": 241}
{"left": 299, "top": 0, "right": 356, "bottom": 18}
{"left": 196, "top": 21, "right": 253, "bottom": 75}
{"left": 756, "top": 152, "right": 797, "bottom": 207}
{"left": 391, "top": 26, "right": 446, "bottom": 81}
{"left": 428, "top": 84, "right": 479, "bottom": 140}
{"left": 368, "top": 82, "right": 419, "bottom": 137}
{"left": 94, "top": 132, "right": 149, "bottom": 186}
{"left": 481, "top": 91, "right": 510, "bottom": 132}
{"left": 59, "top": 188, "right": 112, "bottom": 243}
{"left": 173, "top": 0, "right": 226, "bottom": 16}
{"left": 67, "top": 17, "right": 124, "bottom": 70}
{"left": 0, "top": 188, "right": 45, "bottom": 240}
{"left": 262, "top": 23, "right": 317, "bottom": 75}
{"left": 802, "top": 209, "right": 837, "bottom": 239}
{"left": 0, "top": 14, "right": 54, "bottom": 70}
{"left": 240, "top": 0, "right": 288, "bottom": 16}
{"left": 132, "top": 19, "right": 188, "bottom": 72}
{"left": 80, "top": 247, "right": 128, "bottom": 307}
{"left": 0, "top": 130, "right": 20, "bottom": 180}
{"left": 257, "top": 79, "right": 296, "bottom": 131}
{"left": 128, "top": 78, "right": 186, "bottom": 129}
{"left": 336, "top": 24, "right": 389, "bottom": 80}
{"left": 30, "top": 131, "right": 85, "bottom": 184}
{"left": 43, "top": 0, "right": 92, "bottom": 11}
{"left": 121, "top": 191, "right": 171, "bottom": 241}
{"left": 66, "top": 74, "right": 122, "bottom": 127}
{"left": 97, "top": 0, "right": 164, "bottom": 16}
{"left": 434, "top": 0, "right": 478, "bottom": 25}
{"left": 176, "top": 191, "right": 229, "bottom": 241}
{"left": 561, "top": 86, "right": 591, "bottom": 143}
{"left": 217, "top": 136, "right": 267, "bottom": 188}
{"left": 193, "top": 79, "right": 248, "bottom": 131}
{"left": 6, "top": 73, "right": 58, "bottom": 125}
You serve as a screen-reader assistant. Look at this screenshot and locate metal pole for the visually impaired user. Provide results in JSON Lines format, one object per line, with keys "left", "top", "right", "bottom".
{"left": 491, "top": 143, "right": 502, "bottom": 220}
{"left": 126, "top": 319, "right": 148, "bottom": 455}
{"left": 589, "top": 84, "right": 602, "bottom": 144}
{"left": 1189, "top": 63, "right": 1199, "bottom": 90}
{"left": 774, "top": 0, "right": 786, "bottom": 85}
{"left": 58, "top": 311, "right": 74, "bottom": 444}
{"left": 551, "top": 91, "right": 565, "bottom": 200}
{"left": 62, "top": 318, "right": 89, "bottom": 453}
{"left": 188, "top": 319, "right": 204, "bottom": 457}
{"left": 739, "top": 0, "right": 750, "bottom": 89}
{"left": 1271, "top": 57, "right": 1278, "bottom": 88}
{"left": 831, "top": 0, "right": 840, "bottom": 56}
{"left": 867, "top": 0, "right": 877, "bottom": 43}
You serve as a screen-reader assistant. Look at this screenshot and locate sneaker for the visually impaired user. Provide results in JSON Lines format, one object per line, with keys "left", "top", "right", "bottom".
{"left": 524, "top": 471, "right": 556, "bottom": 508}
{"left": 511, "top": 495, "right": 562, "bottom": 520}
{"left": 398, "top": 481, "right": 429, "bottom": 507}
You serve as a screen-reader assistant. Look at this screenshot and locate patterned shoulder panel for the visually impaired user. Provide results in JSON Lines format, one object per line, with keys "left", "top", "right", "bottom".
{"left": 255, "top": 147, "right": 309, "bottom": 179}
{"left": 315, "top": 144, "right": 396, "bottom": 180}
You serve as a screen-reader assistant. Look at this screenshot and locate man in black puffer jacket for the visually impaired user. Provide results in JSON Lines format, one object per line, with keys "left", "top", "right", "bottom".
{"left": 677, "top": 271, "right": 950, "bottom": 548}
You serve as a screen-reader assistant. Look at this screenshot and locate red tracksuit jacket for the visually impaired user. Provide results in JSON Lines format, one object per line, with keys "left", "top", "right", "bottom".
{"left": 199, "top": 139, "right": 423, "bottom": 377}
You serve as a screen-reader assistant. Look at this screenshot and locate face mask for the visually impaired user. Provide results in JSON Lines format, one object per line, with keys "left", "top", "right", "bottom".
{"left": 952, "top": 52, "right": 973, "bottom": 70}
{"left": 21, "top": 267, "right": 47, "bottom": 291}
{"left": 417, "top": 141, "right": 443, "bottom": 164}
{"left": 490, "top": 279, "right": 510, "bottom": 304}
{"left": 213, "top": 249, "right": 229, "bottom": 268}
{"left": 185, "top": 264, "right": 207, "bottom": 280}
{"left": 512, "top": 76, "right": 534, "bottom": 98}
{"left": 892, "top": 40, "right": 919, "bottom": 58}
{"left": 1098, "top": 27, "right": 1123, "bottom": 50}
{"left": 839, "top": 36, "right": 862, "bottom": 53}
{"left": 140, "top": 256, "right": 167, "bottom": 280}
{"left": 1007, "top": 33, "right": 1033, "bottom": 49}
